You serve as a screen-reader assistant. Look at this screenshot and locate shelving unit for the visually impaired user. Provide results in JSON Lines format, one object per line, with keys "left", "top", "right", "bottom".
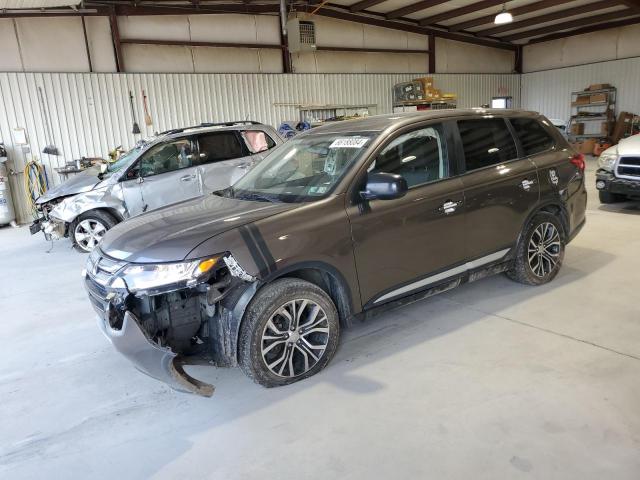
{"left": 568, "top": 86, "right": 616, "bottom": 141}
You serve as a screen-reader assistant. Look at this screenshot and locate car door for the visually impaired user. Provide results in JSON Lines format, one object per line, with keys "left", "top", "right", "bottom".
{"left": 456, "top": 117, "right": 539, "bottom": 261}
{"left": 136, "top": 136, "right": 200, "bottom": 213}
{"left": 346, "top": 122, "right": 467, "bottom": 307}
{"left": 195, "top": 130, "right": 254, "bottom": 193}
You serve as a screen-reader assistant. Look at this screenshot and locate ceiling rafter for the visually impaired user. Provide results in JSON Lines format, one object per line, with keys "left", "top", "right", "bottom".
{"left": 502, "top": 9, "right": 639, "bottom": 41}
{"left": 478, "top": 0, "right": 619, "bottom": 37}
{"left": 349, "top": 0, "right": 387, "bottom": 13}
{"left": 448, "top": 0, "right": 575, "bottom": 32}
{"left": 418, "top": 0, "right": 504, "bottom": 26}
{"left": 386, "top": 0, "right": 449, "bottom": 20}
{"left": 528, "top": 15, "right": 640, "bottom": 43}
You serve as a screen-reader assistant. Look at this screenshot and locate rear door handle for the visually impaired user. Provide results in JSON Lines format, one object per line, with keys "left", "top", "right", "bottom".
{"left": 180, "top": 174, "right": 196, "bottom": 182}
{"left": 439, "top": 200, "right": 461, "bottom": 215}
{"left": 520, "top": 179, "right": 536, "bottom": 191}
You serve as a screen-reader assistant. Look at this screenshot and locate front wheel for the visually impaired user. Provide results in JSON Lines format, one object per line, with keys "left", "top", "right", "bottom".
{"left": 238, "top": 278, "right": 340, "bottom": 388}
{"left": 507, "top": 213, "right": 565, "bottom": 286}
{"left": 70, "top": 210, "right": 117, "bottom": 253}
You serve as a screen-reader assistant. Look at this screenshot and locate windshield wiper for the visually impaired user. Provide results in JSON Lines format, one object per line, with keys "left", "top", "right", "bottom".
{"left": 235, "top": 191, "right": 281, "bottom": 203}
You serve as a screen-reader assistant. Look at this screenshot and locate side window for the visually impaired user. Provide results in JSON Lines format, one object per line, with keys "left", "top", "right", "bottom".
{"left": 242, "top": 130, "right": 276, "bottom": 154}
{"left": 510, "top": 118, "right": 555, "bottom": 156}
{"left": 458, "top": 118, "right": 518, "bottom": 172}
{"left": 369, "top": 124, "right": 449, "bottom": 188}
{"left": 138, "top": 138, "right": 193, "bottom": 177}
{"left": 196, "top": 132, "right": 246, "bottom": 165}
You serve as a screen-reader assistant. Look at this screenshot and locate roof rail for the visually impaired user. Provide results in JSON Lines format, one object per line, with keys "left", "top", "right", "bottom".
{"left": 158, "top": 120, "right": 263, "bottom": 136}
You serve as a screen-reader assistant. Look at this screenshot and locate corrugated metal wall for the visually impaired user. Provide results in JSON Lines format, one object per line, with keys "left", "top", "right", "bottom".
{"left": 0, "top": 72, "right": 520, "bottom": 224}
{"left": 521, "top": 56, "right": 640, "bottom": 123}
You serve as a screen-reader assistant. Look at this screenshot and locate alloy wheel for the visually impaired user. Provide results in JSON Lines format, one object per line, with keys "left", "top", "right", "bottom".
{"left": 74, "top": 219, "right": 107, "bottom": 252}
{"left": 527, "top": 222, "right": 561, "bottom": 278}
{"left": 261, "top": 299, "right": 330, "bottom": 378}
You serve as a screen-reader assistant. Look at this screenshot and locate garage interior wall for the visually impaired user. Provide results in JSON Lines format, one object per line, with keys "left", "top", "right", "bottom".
{"left": 521, "top": 24, "right": 640, "bottom": 124}
{"left": 1, "top": 71, "right": 520, "bottom": 224}
{"left": 0, "top": 15, "right": 515, "bottom": 74}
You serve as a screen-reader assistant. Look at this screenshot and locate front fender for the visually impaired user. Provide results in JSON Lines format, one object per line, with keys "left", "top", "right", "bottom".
{"left": 49, "top": 185, "right": 127, "bottom": 223}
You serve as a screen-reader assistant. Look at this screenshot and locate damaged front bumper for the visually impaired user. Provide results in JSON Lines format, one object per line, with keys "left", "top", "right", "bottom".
{"left": 97, "top": 308, "right": 214, "bottom": 396}
{"left": 83, "top": 250, "right": 257, "bottom": 396}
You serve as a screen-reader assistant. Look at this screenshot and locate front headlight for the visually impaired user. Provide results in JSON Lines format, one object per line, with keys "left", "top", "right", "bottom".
{"left": 598, "top": 153, "right": 617, "bottom": 172}
{"left": 119, "top": 255, "right": 222, "bottom": 292}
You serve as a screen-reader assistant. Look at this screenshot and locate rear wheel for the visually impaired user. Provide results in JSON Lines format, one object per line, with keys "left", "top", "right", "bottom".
{"left": 70, "top": 210, "right": 117, "bottom": 253}
{"left": 238, "top": 278, "right": 340, "bottom": 388}
{"left": 599, "top": 191, "right": 625, "bottom": 204}
{"left": 507, "top": 212, "right": 565, "bottom": 286}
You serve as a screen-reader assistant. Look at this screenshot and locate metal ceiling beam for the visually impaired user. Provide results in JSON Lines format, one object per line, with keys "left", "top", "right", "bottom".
{"left": 418, "top": 0, "right": 504, "bottom": 26}
{"left": 316, "top": 6, "right": 516, "bottom": 49}
{"left": 448, "top": 0, "right": 575, "bottom": 32}
{"left": 618, "top": 0, "right": 640, "bottom": 12}
{"left": 349, "top": 0, "right": 388, "bottom": 12}
{"left": 478, "top": 0, "right": 618, "bottom": 37}
{"left": 502, "top": 10, "right": 637, "bottom": 41}
{"left": 386, "top": 0, "right": 449, "bottom": 20}
{"left": 528, "top": 15, "right": 640, "bottom": 43}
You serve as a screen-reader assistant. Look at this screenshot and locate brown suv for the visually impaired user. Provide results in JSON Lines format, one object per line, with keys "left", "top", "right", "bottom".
{"left": 83, "top": 109, "right": 587, "bottom": 395}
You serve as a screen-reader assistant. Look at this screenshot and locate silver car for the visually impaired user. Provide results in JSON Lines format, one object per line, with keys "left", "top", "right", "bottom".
{"left": 31, "top": 121, "right": 282, "bottom": 252}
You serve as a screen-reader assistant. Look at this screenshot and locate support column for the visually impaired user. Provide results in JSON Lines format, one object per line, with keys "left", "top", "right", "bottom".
{"left": 109, "top": 7, "right": 124, "bottom": 72}
{"left": 428, "top": 34, "right": 435, "bottom": 74}
{"left": 280, "top": 0, "right": 292, "bottom": 73}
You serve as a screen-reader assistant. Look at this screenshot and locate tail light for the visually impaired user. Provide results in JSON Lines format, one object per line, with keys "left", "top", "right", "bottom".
{"left": 570, "top": 153, "right": 585, "bottom": 172}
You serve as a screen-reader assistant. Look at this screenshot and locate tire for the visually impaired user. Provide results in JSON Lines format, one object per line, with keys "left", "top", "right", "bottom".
{"left": 70, "top": 210, "right": 118, "bottom": 253}
{"left": 238, "top": 278, "right": 340, "bottom": 388}
{"left": 507, "top": 212, "right": 565, "bottom": 286}
{"left": 599, "top": 191, "right": 625, "bottom": 204}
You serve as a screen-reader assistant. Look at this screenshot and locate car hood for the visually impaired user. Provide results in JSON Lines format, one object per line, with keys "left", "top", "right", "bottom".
{"left": 603, "top": 134, "right": 640, "bottom": 157}
{"left": 99, "top": 194, "right": 296, "bottom": 263}
{"left": 36, "top": 168, "right": 102, "bottom": 204}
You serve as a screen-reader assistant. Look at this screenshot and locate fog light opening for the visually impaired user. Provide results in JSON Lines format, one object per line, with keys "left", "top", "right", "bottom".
{"left": 596, "top": 180, "right": 606, "bottom": 190}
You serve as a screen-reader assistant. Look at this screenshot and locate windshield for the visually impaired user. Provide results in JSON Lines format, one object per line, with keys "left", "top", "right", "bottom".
{"left": 231, "top": 132, "right": 376, "bottom": 203}
{"left": 104, "top": 146, "right": 144, "bottom": 177}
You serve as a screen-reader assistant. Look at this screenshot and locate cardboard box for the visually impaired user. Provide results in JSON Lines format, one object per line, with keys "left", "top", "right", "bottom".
{"left": 573, "top": 95, "right": 591, "bottom": 106}
{"left": 572, "top": 139, "right": 597, "bottom": 155}
{"left": 590, "top": 93, "right": 607, "bottom": 103}
{"left": 612, "top": 111, "right": 635, "bottom": 143}
{"left": 587, "top": 83, "right": 611, "bottom": 91}
{"left": 571, "top": 123, "right": 585, "bottom": 135}
{"left": 600, "top": 122, "right": 611, "bottom": 135}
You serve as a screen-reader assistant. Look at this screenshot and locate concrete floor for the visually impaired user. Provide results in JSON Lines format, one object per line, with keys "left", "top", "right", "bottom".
{"left": 1, "top": 158, "right": 639, "bottom": 479}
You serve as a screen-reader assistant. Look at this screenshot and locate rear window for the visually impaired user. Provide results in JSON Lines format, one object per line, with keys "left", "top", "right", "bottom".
{"left": 197, "top": 131, "right": 246, "bottom": 164}
{"left": 458, "top": 118, "right": 518, "bottom": 172}
{"left": 510, "top": 118, "right": 556, "bottom": 156}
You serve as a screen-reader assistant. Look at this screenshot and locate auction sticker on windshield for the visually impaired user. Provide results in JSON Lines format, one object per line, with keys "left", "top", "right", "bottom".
{"left": 329, "top": 137, "right": 369, "bottom": 149}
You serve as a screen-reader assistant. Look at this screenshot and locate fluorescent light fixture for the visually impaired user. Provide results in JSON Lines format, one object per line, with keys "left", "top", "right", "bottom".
{"left": 494, "top": 4, "right": 513, "bottom": 25}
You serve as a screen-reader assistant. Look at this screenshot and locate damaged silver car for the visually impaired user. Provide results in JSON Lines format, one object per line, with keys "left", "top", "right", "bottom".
{"left": 31, "top": 121, "right": 282, "bottom": 252}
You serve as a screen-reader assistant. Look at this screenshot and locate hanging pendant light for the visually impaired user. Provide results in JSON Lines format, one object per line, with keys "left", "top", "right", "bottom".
{"left": 494, "top": 3, "right": 513, "bottom": 25}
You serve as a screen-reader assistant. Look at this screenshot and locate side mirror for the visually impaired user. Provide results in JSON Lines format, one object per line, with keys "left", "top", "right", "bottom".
{"left": 360, "top": 172, "right": 408, "bottom": 201}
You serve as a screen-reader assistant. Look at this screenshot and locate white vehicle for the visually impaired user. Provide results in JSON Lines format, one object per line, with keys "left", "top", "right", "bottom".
{"left": 595, "top": 134, "right": 640, "bottom": 203}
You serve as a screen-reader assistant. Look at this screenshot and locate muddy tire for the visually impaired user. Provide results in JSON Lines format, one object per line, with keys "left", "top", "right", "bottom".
{"left": 599, "top": 191, "right": 625, "bottom": 204}
{"left": 507, "top": 212, "right": 565, "bottom": 286}
{"left": 238, "top": 278, "right": 340, "bottom": 388}
{"left": 70, "top": 210, "right": 118, "bottom": 253}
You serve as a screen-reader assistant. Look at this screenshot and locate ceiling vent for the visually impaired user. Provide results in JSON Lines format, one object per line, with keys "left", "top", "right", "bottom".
{"left": 287, "top": 19, "right": 316, "bottom": 52}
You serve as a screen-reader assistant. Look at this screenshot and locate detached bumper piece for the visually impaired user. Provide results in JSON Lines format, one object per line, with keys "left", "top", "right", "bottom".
{"left": 596, "top": 171, "right": 640, "bottom": 197}
{"left": 85, "top": 272, "right": 215, "bottom": 397}
{"left": 98, "top": 311, "right": 214, "bottom": 397}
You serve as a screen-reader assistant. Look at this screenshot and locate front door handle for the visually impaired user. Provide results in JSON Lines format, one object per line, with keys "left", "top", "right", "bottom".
{"left": 439, "top": 200, "right": 461, "bottom": 215}
{"left": 520, "top": 179, "right": 536, "bottom": 191}
{"left": 180, "top": 174, "right": 196, "bottom": 182}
